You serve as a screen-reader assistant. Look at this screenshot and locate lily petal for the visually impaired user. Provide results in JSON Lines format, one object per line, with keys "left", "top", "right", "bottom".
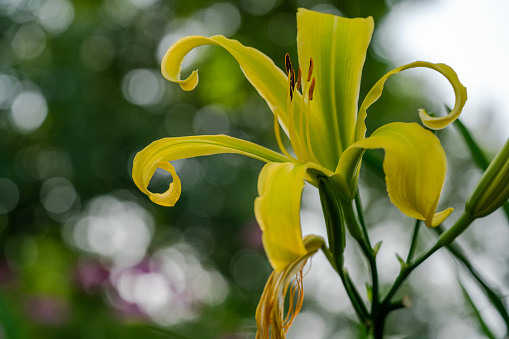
{"left": 133, "top": 135, "right": 289, "bottom": 207}
{"left": 338, "top": 122, "right": 453, "bottom": 227}
{"left": 254, "top": 162, "right": 322, "bottom": 271}
{"left": 297, "top": 8, "right": 374, "bottom": 170}
{"left": 355, "top": 61, "right": 467, "bottom": 141}
{"left": 161, "top": 35, "right": 297, "bottom": 132}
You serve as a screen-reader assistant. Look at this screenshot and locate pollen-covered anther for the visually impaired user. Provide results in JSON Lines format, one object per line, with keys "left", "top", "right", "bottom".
{"left": 307, "top": 58, "right": 314, "bottom": 82}
{"left": 285, "top": 53, "right": 292, "bottom": 75}
{"left": 289, "top": 69, "right": 296, "bottom": 100}
{"left": 308, "top": 77, "right": 316, "bottom": 100}
{"left": 296, "top": 67, "right": 302, "bottom": 91}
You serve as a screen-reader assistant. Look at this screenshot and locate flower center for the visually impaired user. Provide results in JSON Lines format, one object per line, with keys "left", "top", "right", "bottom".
{"left": 273, "top": 54, "right": 318, "bottom": 163}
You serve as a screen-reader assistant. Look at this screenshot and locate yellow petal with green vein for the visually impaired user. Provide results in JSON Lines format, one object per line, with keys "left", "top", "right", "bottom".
{"left": 355, "top": 61, "right": 467, "bottom": 141}
{"left": 133, "top": 135, "right": 289, "bottom": 207}
{"left": 161, "top": 35, "right": 298, "bottom": 132}
{"left": 254, "top": 162, "right": 322, "bottom": 271}
{"left": 297, "top": 8, "right": 374, "bottom": 170}
{"left": 338, "top": 122, "right": 453, "bottom": 227}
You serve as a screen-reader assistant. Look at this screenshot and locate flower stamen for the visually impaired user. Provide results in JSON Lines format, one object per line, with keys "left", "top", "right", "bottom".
{"left": 308, "top": 76, "right": 316, "bottom": 101}
{"left": 272, "top": 54, "right": 298, "bottom": 161}
{"left": 283, "top": 270, "right": 304, "bottom": 333}
{"left": 296, "top": 67, "right": 302, "bottom": 91}
{"left": 285, "top": 53, "right": 292, "bottom": 74}
{"left": 307, "top": 58, "right": 314, "bottom": 82}
{"left": 289, "top": 68, "right": 295, "bottom": 101}
{"left": 303, "top": 60, "right": 318, "bottom": 163}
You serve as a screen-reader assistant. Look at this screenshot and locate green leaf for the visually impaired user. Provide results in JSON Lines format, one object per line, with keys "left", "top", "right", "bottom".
{"left": 373, "top": 241, "right": 382, "bottom": 257}
{"left": 433, "top": 225, "right": 509, "bottom": 334}
{"left": 366, "top": 282, "right": 373, "bottom": 303}
{"left": 395, "top": 253, "right": 407, "bottom": 270}
{"left": 454, "top": 118, "right": 490, "bottom": 169}
{"left": 460, "top": 281, "right": 497, "bottom": 339}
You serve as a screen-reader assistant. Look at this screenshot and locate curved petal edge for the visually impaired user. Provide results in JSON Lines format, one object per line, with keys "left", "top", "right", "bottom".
{"left": 133, "top": 135, "right": 288, "bottom": 207}
{"left": 339, "top": 122, "right": 453, "bottom": 227}
{"left": 355, "top": 61, "right": 467, "bottom": 141}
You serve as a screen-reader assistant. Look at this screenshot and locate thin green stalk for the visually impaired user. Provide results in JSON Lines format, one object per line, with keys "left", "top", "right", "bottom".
{"left": 355, "top": 193, "right": 372, "bottom": 248}
{"left": 435, "top": 212, "right": 474, "bottom": 248}
{"left": 380, "top": 240, "right": 441, "bottom": 314}
{"left": 354, "top": 194, "right": 380, "bottom": 319}
{"left": 320, "top": 228, "right": 369, "bottom": 323}
{"left": 406, "top": 219, "right": 421, "bottom": 263}
{"left": 342, "top": 269, "right": 370, "bottom": 323}
{"left": 382, "top": 213, "right": 473, "bottom": 306}
{"left": 341, "top": 200, "right": 381, "bottom": 334}
{"left": 374, "top": 213, "right": 474, "bottom": 339}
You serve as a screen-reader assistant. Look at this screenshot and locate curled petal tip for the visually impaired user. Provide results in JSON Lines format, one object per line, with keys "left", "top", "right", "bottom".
{"left": 356, "top": 61, "right": 467, "bottom": 141}
{"left": 147, "top": 161, "right": 182, "bottom": 207}
{"left": 427, "top": 207, "right": 454, "bottom": 228}
{"left": 179, "top": 70, "right": 199, "bottom": 91}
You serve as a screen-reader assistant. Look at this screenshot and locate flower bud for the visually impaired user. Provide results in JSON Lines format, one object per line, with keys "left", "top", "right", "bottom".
{"left": 465, "top": 139, "right": 509, "bottom": 218}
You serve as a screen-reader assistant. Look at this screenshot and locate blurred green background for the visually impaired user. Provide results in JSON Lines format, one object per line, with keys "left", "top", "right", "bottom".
{"left": 1, "top": 0, "right": 508, "bottom": 338}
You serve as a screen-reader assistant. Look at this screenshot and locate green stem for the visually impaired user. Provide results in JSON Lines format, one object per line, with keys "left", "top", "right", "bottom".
{"left": 435, "top": 212, "right": 474, "bottom": 248}
{"left": 382, "top": 214, "right": 473, "bottom": 303}
{"left": 354, "top": 194, "right": 380, "bottom": 316}
{"left": 380, "top": 240, "right": 441, "bottom": 318}
{"left": 406, "top": 219, "right": 421, "bottom": 263}
{"left": 377, "top": 213, "right": 473, "bottom": 336}
{"left": 355, "top": 193, "right": 372, "bottom": 248}
{"left": 342, "top": 200, "right": 380, "bottom": 333}
{"left": 320, "top": 229, "right": 369, "bottom": 324}
{"left": 342, "top": 269, "right": 370, "bottom": 322}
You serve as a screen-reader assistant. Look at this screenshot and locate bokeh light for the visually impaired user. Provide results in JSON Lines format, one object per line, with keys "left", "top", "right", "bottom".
{"left": 37, "top": 0, "right": 74, "bottom": 34}
{"left": 122, "top": 69, "right": 167, "bottom": 107}
{"left": 9, "top": 90, "right": 48, "bottom": 133}
{"left": 65, "top": 196, "right": 153, "bottom": 267}
{"left": 0, "top": 178, "right": 20, "bottom": 214}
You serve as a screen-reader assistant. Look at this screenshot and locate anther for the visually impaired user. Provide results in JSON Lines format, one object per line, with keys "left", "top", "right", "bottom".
{"left": 307, "top": 58, "right": 314, "bottom": 82}
{"left": 285, "top": 53, "right": 292, "bottom": 75}
{"left": 296, "top": 67, "right": 302, "bottom": 91}
{"left": 308, "top": 77, "right": 316, "bottom": 100}
{"left": 289, "top": 69, "right": 295, "bottom": 100}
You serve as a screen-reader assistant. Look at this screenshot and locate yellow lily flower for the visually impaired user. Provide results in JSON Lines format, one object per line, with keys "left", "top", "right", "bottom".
{"left": 132, "top": 8, "right": 467, "bottom": 274}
